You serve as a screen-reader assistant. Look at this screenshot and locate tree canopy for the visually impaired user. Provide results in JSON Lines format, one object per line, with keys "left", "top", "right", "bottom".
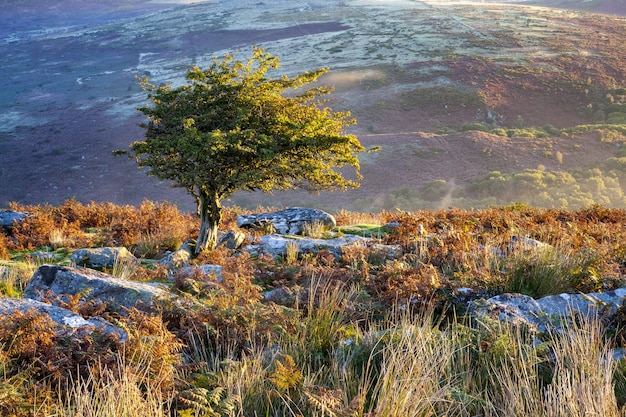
{"left": 123, "top": 46, "right": 365, "bottom": 251}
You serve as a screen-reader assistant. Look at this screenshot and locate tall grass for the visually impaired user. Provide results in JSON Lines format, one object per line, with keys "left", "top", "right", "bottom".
{"left": 542, "top": 314, "right": 620, "bottom": 417}
{"left": 58, "top": 355, "right": 172, "bottom": 417}
{"left": 0, "top": 258, "right": 39, "bottom": 297}
{"left": 3, "top": 291, "right": 625, "bottom": 416}
{"left": 368, "top": 311, "right": 469, "bottom": 417}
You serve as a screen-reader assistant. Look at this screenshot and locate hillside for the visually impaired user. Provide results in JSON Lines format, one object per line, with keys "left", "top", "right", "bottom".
{"left": 1, "top": 0, "right": 626, "bottom": 211}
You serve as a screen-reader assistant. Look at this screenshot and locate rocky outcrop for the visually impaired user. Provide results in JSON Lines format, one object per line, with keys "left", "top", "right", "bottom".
{"left": 70, "top": 247, "right": 136, "bottom": 269}
{"left": 0, "top": 210, "right": 29, "bottom": 229}
{"left": 245, "top": 234, "right": 367, "bottom": 258}
{"left": 470, "top": 289, "right": 626, "bottom": 334}
{"left": 237, "top": 207, "right": 336, "bottom": 235}
{"left": 25, "top": 265, "right": 168, "bottom": 310}
{"left": 0, "top": 297, "right": 127, "bottom": 341}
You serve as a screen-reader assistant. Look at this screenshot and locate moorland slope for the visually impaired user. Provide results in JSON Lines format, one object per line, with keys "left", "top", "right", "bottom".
{"left": 1, "top": 0, "right": 626, "bottom": 211}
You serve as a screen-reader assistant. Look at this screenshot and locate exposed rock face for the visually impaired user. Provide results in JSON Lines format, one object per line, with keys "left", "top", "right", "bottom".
{"left": 237, "top": 207, "right": 336, "bottom": 235}
{"left": 0, "top": 297, "right": 127, "bottom": 341}
{"left": 470, "top": 289, "right": 626, "bottom": 334}
{"left": 0, "top": 210, "right": 29, "bottom": 229}
{"left": 26, "top": 265, "right": 168, "bottom": 310}
{"left": 245, "top": 234, "right": 367, "bottom": 258}
{"left": 70, "top": 247, "right": 136, "bottom": 269}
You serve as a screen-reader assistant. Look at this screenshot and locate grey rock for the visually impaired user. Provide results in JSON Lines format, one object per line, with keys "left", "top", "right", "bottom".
{"left": 509, "top": 236, "right": 551, "bottom": 252}
{"left": 237, "top": 207, "right": 336, "bottom": 235}
{"left": 245, "top": 234, "right": 367, "bottom": 259}
{"left": 264, "top": 287, "right": 295, "bottom": 304}
{"left": 25, "top": 265, "right": 168, "bottom": 310}
{"left": 179, "top": 264, "right": 223, "bottom": 283}
{"left": 217, "top": 229, "right": 246, "bottom": 249}
{"left": 0, "top": 297, "right": 126, "bottom": 341}
{"left": 470, "top": 288, "right": 626, "bottom": 334}
{"left": 0, "top": 210, "right": 29, "bottom": 229}
{"left": 31, "top": 251, "right": 57, "bottom": 261}
{"left": 368, "top": 243, "right": 403, "bottom": 261}
{"left": 71, "top": 247, "right": 136, "bottom": 269}
{"left": 160, "top": 239, "right": 194, "bottom": 269}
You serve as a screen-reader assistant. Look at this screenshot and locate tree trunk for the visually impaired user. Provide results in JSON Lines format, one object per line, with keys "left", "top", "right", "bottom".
{"left": 195, "top": 190, "right": 222, "bottom": 254}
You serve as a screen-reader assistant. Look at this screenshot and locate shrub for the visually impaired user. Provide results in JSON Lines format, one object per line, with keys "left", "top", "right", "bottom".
{"left": 0, "top": 232, "right": 9, "bottom": 259}
{"left": 461, "top": 122, "right": 490, "bottom": 132}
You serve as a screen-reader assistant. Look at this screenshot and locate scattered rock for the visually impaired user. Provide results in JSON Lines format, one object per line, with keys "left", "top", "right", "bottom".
{"left": 0, "top": 210, "right": 29, "bottom": 230}
{"left": 470, "top": 288, "right": 626, "bottom": 334}
{"left": 71, "top": 247, "right": 136, "bottom": 269}
{"left": 217, "top": 229, "right": 246, "bottom": 249}
{"left": 237, "top": 207, "right": 336, "bottom": 235}
{"left": 509, "top": 236, "right": 551, "bottom": 252}
{"left": 25, "top": 265, "right": 168, "bottom": 311}
{"left": 0, "top": 297, "right": 127, "bottom": 341}
{"left": 263, "top": 287, "right": 296, "bottom": 304}
{"left": 160, "top": 239, "right": 194, "bottom": 269}
{"left": 31, "top": 251, "right": 57, "bottom": 261}
{"left": 178, "top": 264, "right": 223, "bottom": 283}
{"left": 368, "top": 243, "right": 403, "bottom": 261}
{"left": 245, "top": 234, "right": 367, "bottom": 258}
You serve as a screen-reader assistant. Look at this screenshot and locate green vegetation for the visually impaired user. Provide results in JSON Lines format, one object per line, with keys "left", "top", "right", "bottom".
{"left": 352, "top": 153, "right": 626, "bottom": 212}
{"left": 2, "top": 201, "right": 626, "bottom": 415}
{"left": 118, "top": 47, "right": 364, "bottom": 252}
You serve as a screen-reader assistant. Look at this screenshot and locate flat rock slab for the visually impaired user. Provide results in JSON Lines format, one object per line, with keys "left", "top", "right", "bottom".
{"left": 26, "top": 265, "right": 168, "bottom": 310}
{"left": 0, "top": 297, "right": 126, "bottom": 341}
{"left": 237, "top": 208, "right": 336, "bottom": 235}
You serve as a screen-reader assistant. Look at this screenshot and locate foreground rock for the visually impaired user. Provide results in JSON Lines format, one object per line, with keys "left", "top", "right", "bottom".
{"left": 0, "top": 297, "right": 127, "bottom": 341}
{"left": 71, "top": 247, "right": 136, "bottom": 269}
{"left": 0, "top": 210, "right": 29, "bottom": 229}
{"left": 26, "top": 265, "right": 168, "bottom": 310}
{"left": 470, "top": 289, "right": 626, "bottom": 334}
{"left": 237, "top": 208, "right": 336, "bottom": 235}
{"left": 245, "top": 234, "right": 367, "bottom": 258}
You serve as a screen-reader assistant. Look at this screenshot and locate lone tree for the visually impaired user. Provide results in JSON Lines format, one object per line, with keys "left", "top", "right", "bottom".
{"left": 123, "top": 47, "right": 365, "bottom": 252}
